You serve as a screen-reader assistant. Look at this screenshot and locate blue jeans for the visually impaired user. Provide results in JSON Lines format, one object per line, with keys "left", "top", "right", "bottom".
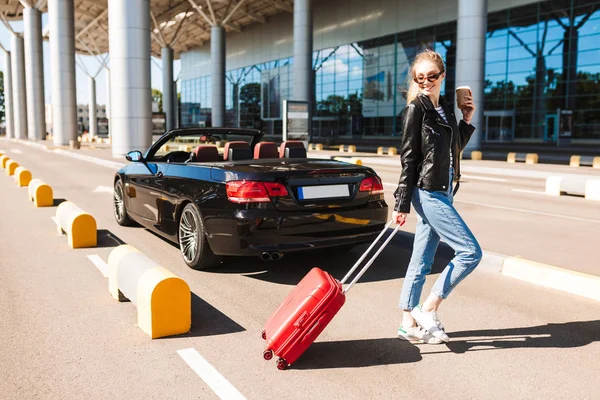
{"left": 399, "top": 168, "right": 482, "bottom": 311}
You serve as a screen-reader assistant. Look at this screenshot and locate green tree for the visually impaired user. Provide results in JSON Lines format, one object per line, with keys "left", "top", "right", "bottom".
{"left": 239, "top": 82, "right": 260, "bottom": 128}
{"left": 151, "top": 88, "right": 163, "bottom": 113}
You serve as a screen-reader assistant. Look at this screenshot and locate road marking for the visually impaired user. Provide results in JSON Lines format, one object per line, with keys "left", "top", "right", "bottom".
{"left": 52, "top": 149, "right": 125, "bottom": 170}
{"left": 455, "top": 200, "right": 600, "bottom": 224}
{"left": 87, "top": 255, "right": 109, "bottom": 277}
{"left": 10, "top": 149, "right": 23, "bottom": 154}
{"left": 512, "top": 189, "right": 548, "bottom": 195}
{"left": 383, "top": 182, "right": 396, "bottom": 188}
{"left": 177, "top": 348, "right": 247, "bottom": 400}
{"left": 461, "top": 174, "right": 507, "bottom": 182}
{"left": 93, "top": 185, "right": 114, "bottom": 194}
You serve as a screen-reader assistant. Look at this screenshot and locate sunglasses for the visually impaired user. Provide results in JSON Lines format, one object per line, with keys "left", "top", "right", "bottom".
{"left": 413, "top": 71, "right": 444, "bottom": 84}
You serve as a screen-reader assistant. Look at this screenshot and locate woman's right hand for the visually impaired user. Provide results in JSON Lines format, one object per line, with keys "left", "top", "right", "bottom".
{"left": 392, "top": 211, "right": 407, "bottom": 226}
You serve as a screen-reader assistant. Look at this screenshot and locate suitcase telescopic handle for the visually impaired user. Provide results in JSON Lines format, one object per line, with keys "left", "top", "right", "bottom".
{"left": 340, "top": 220, "right": 400, "bottom": 294}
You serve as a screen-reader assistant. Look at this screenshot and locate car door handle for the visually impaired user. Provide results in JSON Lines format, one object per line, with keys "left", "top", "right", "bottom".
{"left": 156, "top": 171, "right": 164, "bottom": 178}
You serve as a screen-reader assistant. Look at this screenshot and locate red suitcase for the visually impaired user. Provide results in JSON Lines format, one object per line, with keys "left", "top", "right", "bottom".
{"left": 262, "top": 220, "right": 399, "bottom": 370}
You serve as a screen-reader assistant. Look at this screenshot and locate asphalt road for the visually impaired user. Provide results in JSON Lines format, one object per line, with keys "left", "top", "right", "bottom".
{"left": 1, "top": 139, "right": 599, "bottom": 400}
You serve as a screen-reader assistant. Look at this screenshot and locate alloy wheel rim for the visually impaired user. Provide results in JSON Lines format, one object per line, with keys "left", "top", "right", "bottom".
{"left": 114, "top": 183, "right": 124, "bottom": 221}
{"left": 179, "top": 209, "right": 199, "bottom": 263}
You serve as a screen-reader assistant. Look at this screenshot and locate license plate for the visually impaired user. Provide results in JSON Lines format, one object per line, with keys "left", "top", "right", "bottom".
{"left": 297, "top": 184, "right": 350, "bottom": 200}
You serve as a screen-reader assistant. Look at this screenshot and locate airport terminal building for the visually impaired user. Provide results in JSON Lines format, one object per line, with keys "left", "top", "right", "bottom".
{"left": 179, "top": 0, "right": 600, "bottom": 150}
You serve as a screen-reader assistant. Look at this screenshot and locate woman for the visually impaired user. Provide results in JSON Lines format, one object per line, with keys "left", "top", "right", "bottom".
{"left": 393, "top": 49, "right": 482, "bottom": 344}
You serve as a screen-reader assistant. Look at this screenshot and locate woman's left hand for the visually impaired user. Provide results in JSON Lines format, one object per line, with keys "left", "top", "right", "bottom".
{"left": 461, "top": 95, "right": 476, "bottom": 124}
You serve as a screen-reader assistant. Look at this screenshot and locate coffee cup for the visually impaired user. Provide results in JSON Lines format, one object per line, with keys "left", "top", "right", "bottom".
{"left": 456, "top": 86, "right": 472, "bottom": 109}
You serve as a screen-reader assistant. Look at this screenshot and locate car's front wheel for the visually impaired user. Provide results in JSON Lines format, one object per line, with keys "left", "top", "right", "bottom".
{"left": 178, "top": 203, "right": 222, "bottom": 270}
{"left": 113, "top": 179, "right": 134, "bottom": 226}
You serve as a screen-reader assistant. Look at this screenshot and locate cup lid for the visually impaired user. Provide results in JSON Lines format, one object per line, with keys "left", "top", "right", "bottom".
{"left": 456, "top": 86, "right": 471, "bottom": 91}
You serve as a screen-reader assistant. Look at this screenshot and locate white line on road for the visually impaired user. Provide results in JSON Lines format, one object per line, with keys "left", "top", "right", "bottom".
{"left": 383, "top": 182, "right": 396, "bottom": 188}
{"left": 461, "top": 174, "right": 507, "bottom": 182}
{"left": 177, "top": 348, "right": 247, "bottom": 400}
{"left": 512, "top": 189, "right": 548, "bottom": 195}
{"left": 455, "top": 200, "right": 600, "bottom": 224}
{"left": 10, "top": 149, "right": 23, "bottom": 154}
{"left": 93, "top": 186, "right": 114, "bottom": 194}
{"left": 87, "top": 255, "right": 109, "bottom": 277}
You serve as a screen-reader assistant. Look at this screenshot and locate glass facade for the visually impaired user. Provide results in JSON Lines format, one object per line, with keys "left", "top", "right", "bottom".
{"left": 181, "top": 0, "right": 600, "bottom": 143}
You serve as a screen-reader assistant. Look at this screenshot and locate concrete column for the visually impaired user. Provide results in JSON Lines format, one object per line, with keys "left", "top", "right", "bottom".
{"left": 49, "top": 0, "right": 77, "bottom": 146}
{"left": 108, "top": 0, "right": 152, "bottom": 156}
{"left": 293, "top": 0, "right": 313, "bottom": 103}
{"left": 11, "top": 34, "right": 27, "bottom": 140}
{"left": 162, "top": 47, "right": 174, "bottom": 131}
{"left": 4, "top": 51, "right": 14, "bottom": 139}
{"left": 173, "top": 80, "right": 179, "bottom": 128}
{"left": 211, "top": 25, "right": 225, "bottom": 127}
{"left": 23, "top": 7, "right": 46, "bottom": 141}
{"left": 455, "top": 0, "right": 487, "bottom": 152}
{"left": 89, "top": 76, "right": 97, "bottom": 137}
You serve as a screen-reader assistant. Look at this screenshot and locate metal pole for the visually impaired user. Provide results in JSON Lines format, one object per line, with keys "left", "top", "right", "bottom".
{"left": 293, "top": 0, "right": 312, "bottom": 103}
{"left": 49, "top": 0, "right": 78, "bottom": 146}
{"left": 11, "top": 34, "right": 28, "bottom": 140}
{"left": 211, "top": 25, "right": 225, "bottom": 127}
{"left": 455, "top": 0, "right": 488, "bottom": 152}
{"left": 161, "top": 46, "right": 174, "bottom": 131}
{"left": 89, "top": 76, "right": 97, "bottom": 137}
{"left": 4, "top": 51, "right": 14, "bottom": 138}
{"left": 108, "top": 0, "right": 152, "bottom": 156}
{"left": 23, "top": 6, "right": 46, "bottom": 140}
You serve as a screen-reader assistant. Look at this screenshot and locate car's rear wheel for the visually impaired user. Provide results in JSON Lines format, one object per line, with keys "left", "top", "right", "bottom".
{"left": 113, "top": 179, "right": 134, "bottom": 226}
{"left": 179, "top": 203, "right": 221, "bottom": 270}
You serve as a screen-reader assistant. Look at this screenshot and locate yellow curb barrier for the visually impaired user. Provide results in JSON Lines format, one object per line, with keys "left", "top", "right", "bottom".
{"left": 56, "top": 201, "right": 97, "bottom": 248}
{"left": 308, "top": 143, "right": 314, "bottom": 151}
{"left": 315, "top": 143, "right": 323, "bottom": 151}
{"left": 525, "top": 153, "right": 538, "bottom": 164}
{"left": 338, "top": 144, "right": 345, "bottom": 152}
{"left": 347, "top": 145, "right": 357, "bottom": 153}
{"left": 0, "top": 154, "right": 9, "bottom": 168}
{"left": 388, "top": 147, "right": 397, "bottom": 156}
{"left": 507, "top": 152, "right": 538, "bottom": 164}
{"left": 334, "top": 157, "right": 362, "bottom": 166}
{"left": 471, "top": 151, "right": 482, "bottom": 160}
{"left": 377, "top": 146, "right": 384, "bottom": 155}
{"left": 0, "top": 150, "right": 3, "bottom": 157}
{"left": 569, "top": 155, "right": 581, "bottom": 167}
{"left": 180, "top": 145, "right": 193, "bottom": 152}
{"left": 502, "top": 257, "right": 600, "bottom": 302}
{"left": 108, "top": 245, "right": 191, "bottom": 339}
{"left": 14, "top": 166, "right": 32, "bottom": 187}
{"left": 585, "top": 179, "right": 600, "bottom": 201}
{"left": 6, "top": 159, "right": 19, "bottom": 176}
{"left": 594, "top": 157, "right": 600, "bottom": 169}
{"left": 28, "top": 179, "right": 54, "bottom": 207}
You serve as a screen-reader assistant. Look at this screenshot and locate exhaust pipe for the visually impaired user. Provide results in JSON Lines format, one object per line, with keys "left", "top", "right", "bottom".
{"left": 260, "top": 252, "right": 272, "bottom": 261}
{"left": 271, "top": 252, "right": 283, "bottom": 261}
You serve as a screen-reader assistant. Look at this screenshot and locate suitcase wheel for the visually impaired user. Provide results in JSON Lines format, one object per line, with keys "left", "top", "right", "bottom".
{"left": 276, "top": 358, "right": 287, "bottom": 370}
{"left": 261, "top": 330, "right": 267, "bottom": 340}
{"left": 263, "top": 350, "right": 273, "bottom": 361}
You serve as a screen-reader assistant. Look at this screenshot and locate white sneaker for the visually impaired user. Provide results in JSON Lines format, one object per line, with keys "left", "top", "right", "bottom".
{"left": 411, "top": 305, "right": 450, "bottom": 343}
{"left": 397, "top": 325, "right": 443, "bottom": 344}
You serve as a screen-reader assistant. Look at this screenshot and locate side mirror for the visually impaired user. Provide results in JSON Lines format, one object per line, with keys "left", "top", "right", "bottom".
{"left": 126, "top": 151, "right": 144, "bottom": 162}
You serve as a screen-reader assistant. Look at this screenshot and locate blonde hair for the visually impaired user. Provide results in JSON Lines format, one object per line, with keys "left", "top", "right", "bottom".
{"left": 405, "top": 49, "right": 446, "bottom": 104}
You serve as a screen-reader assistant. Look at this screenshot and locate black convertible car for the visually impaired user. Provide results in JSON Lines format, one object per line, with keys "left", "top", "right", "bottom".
{"left": 113, "top": 128, "right": 388, "bottom": 270}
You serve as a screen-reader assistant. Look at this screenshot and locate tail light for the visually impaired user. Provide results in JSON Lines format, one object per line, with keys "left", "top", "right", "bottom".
{"left": 359, "top": 176, "right": 384, "bottom": 195}
{"left": 226, "top": 181, "right": 288, "bottom": 204}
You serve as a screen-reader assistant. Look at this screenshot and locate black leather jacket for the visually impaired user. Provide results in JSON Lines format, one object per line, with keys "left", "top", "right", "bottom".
{"left": 393, "top": 94, "right": 475, "bottom": 213}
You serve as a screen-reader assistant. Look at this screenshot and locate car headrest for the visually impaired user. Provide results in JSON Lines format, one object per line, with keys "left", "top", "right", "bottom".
{"left": 279, "top": 140, "right": 305, "bottom": 158}
{"left": 228, "top": 147, "right": 253, "bottom": 161}
{"left": 193, "top": 145, "right": 220, "bottom": 162}
{"left": 223, "top": 141, "right": 250, "bottom": 161}
{"left": 253, "top": 142, "right": 278, "bottom": 159}
{"left": 285, "top": 147, "right": 307, "bottom": 158}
